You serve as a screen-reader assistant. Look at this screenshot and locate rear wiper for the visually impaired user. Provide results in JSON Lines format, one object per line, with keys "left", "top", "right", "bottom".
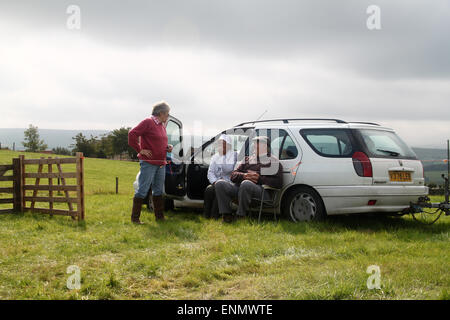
{"left": 377, "top": 149, "right": 400, "bottom": 157}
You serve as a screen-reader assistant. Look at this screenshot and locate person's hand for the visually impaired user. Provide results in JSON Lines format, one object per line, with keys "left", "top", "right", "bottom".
{"left": 167, "top": 144, "right": 173, "bottom": 153}
{"left": 251, "top": 172, "right": 260, "bottom": 183}
{"left": 244, "top": 171, "right": 259, "bottom": 183}
{"left": 248, "top": 174, "right": 259, "bottom": 184}
{"left": 139, "top": 149, "right": 152, "bottom": 158}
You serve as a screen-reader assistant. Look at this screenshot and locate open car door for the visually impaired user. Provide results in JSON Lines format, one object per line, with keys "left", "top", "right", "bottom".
{"left": 164, "top": 116, "right": 186, "bottom": 197}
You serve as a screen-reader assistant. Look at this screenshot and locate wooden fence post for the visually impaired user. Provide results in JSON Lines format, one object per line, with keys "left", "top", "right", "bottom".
{"left": 12, "top": 158, "right": 23, "bottom": 213}
{"left": 48, "top": 157, "right": 53, "bottom": 216}
{"left": 76, "top": 152, "right": 85, "bottom": 221}
{"left": 19, "top": 155, "right": 25, "bottom": 211}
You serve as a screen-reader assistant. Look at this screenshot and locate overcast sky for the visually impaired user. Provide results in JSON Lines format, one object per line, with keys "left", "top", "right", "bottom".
{"left": 0, "top": 0, "right": 449, "bottom": 147}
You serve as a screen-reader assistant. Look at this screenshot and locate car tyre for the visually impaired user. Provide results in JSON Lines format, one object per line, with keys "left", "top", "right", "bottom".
{"left": 282, "top": 186, "right": 326, "bottom": 222}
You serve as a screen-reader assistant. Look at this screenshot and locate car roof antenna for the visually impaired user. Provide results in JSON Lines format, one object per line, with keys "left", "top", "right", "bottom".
{"left": 256, "top": 109, "right": 268, "bottom": 121}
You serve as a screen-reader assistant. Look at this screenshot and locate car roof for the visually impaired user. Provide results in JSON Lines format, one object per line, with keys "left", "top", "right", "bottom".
{"left": 233, "top": 118, "right": 394, "bottom": 131}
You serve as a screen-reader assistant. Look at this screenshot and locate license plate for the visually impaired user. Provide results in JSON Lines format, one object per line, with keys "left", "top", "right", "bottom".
{"left": 389, "top": 171, "right": 412, "bottom": 182}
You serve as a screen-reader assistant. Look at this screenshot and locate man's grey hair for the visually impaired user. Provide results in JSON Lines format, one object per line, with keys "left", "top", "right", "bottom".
{"left": 152, "top": 101, "right": 170, "bottom": 116}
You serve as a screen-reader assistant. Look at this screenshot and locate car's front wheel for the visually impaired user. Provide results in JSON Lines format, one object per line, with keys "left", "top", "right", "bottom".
{"left": 282, "top": 186, "right": 326, "bottom": 222}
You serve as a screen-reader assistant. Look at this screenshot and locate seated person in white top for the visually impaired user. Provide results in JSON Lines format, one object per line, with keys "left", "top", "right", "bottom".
{"left": 204, "top": 134, "right": 238, "bottom": 219}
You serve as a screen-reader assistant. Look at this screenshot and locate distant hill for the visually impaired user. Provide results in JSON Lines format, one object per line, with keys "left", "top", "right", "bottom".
{"left": 412, "top": 147, "right": 448, "bottom": 171}
{"left": 0, "top": 128, "right": 110, "bottom": 150}
{"left": 412, "top": 147, "right": 448, "bottom": 162}
{"left": 412, "top": 147, "right": 448, "bottom": 185}
{"left": 1, "top": 127, "right": 446, "bottom": 154}
{"left": 0, "top": 128, "right": 211, "bottom": 151}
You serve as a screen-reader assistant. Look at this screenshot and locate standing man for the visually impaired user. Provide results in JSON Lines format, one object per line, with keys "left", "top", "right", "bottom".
{"left": 128, "top": 101, "right": 173, "bottom": 224}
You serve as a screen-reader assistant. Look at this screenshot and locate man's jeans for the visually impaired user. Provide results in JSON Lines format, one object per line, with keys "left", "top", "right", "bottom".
{"left": 135, "top": 161, "right": 165, "bottom": 199}
{"left": 215, "top": 179, "right": 271, "bottom": 216}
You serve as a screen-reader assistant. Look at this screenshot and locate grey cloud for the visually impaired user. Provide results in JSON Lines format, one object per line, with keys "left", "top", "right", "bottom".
{"left": 0, "top": 0, "right": 448, "bottom": 147}
{"left": 1, "top": 0, "right": 450, "bottom": 79}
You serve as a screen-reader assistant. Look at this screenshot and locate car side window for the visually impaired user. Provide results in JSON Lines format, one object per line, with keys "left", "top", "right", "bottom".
{"left": 300, "top": 129, "right": 353, "bottom": 157}
{"left": 280, "top": 135, "right": 298, "bottom": 160}
{"left": 201, "top": 141, "right": 216, "bottom": 165}
{"left": 270, "top": 133, "right": 284, "bottom": 158}
{"left": 255, "top": 129, "right": 298, "bottom": 160}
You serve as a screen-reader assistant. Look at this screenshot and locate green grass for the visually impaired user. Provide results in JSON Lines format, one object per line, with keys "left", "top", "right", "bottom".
{"left": 0, "top": 150, "right": 449, "bottom": 300}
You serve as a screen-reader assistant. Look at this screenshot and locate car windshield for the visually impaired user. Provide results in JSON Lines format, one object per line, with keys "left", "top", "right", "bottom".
{"left": 357, "top": 129, "right": 417, "bottom": 159}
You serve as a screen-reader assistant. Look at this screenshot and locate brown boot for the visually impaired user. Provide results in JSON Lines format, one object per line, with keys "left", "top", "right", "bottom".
{"left": 131, "top": 197, "right": 145, "bottom": 224}
{"left": 152, "top": 195, "right": 165, "bottom": 221}
{"left": 223, "top": 213, "right": 233, "bottom": 223}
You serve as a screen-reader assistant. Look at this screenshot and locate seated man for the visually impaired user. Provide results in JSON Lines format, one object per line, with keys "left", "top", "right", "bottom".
{"left": 215, "top": 136, "right": 283, "bottom": 222}
{"left": 204, "top": 134, "right": 238, "bottom": 219}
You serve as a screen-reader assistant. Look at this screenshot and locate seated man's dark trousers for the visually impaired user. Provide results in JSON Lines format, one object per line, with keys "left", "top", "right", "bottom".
{"left": 215, "top": 179, "right": 271, "bottom": 218}
{"left": 203, "top": 184, "right": 220, "bottom": 219}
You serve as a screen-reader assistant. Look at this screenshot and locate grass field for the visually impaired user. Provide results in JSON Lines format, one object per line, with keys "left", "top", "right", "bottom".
{"left": 0, "top": 150, "right": 449, "bottom": 300}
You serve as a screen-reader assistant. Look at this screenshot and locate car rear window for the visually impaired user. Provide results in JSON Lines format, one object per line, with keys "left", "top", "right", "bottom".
{"left": 356, "top": 129, "right": 417, "bottom": 159}
{"left": 300, "top": 129, "right": 354, "bottom": 157}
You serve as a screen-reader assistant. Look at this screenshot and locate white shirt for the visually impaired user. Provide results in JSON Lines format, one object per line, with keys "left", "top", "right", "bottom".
{"left": 207, "top": 150, "right": 238, "bottom": 184}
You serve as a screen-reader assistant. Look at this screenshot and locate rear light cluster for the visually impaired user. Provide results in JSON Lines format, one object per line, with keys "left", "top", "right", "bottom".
{"left": 352, "top": 152, "right": 373, "bottom": 177}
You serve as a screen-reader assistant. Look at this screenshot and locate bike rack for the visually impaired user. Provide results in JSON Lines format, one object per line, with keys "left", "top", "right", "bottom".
{"left": 403, "top": 139, "right": 450, "bottom": 224}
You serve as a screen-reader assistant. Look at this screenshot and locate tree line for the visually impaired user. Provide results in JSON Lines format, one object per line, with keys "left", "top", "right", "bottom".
{"left": 20, "top": 124, "right": 138, "bottom": 159}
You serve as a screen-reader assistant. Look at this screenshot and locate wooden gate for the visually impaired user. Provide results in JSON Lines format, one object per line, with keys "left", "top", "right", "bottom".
{"left": 0, "top": 152, "right": 85, "bottom": 221}
{"left": 0, "top": 160, "right": 19, "bottom": 214}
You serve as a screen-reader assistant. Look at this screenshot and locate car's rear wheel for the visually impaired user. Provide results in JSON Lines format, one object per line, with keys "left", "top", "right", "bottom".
{"left": 282, "top": 186, "right": 326, "bottom": 222}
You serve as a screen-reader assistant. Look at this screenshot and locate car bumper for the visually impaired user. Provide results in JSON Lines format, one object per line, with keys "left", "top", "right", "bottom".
{"left": 316, "top": 185, "right": 429, "bottom": 215}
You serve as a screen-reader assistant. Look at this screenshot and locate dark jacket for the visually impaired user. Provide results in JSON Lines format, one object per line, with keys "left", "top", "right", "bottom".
{"left": 230, "top": 155, "right": 283, "bottom": 189}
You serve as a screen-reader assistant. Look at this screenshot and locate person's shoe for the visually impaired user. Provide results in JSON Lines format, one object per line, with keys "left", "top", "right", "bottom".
{"left": 203, "top": 212, "right": 211, "bottom": 219}
{"left": 222, "top": 213, "right": 233, "bottom": 223}
{"left": 203, "top": 205, "right": 211, "bottom": 219}
{"left": 131, "top": 197, "right": 145, "bottom": 224}
{"left": 152, "top": 195, "right": 165, "bottom": 221}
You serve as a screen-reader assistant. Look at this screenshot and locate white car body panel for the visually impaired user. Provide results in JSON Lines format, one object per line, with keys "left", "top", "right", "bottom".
{"left": 149, "top": 119, "right": 428, "bottom": 217}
